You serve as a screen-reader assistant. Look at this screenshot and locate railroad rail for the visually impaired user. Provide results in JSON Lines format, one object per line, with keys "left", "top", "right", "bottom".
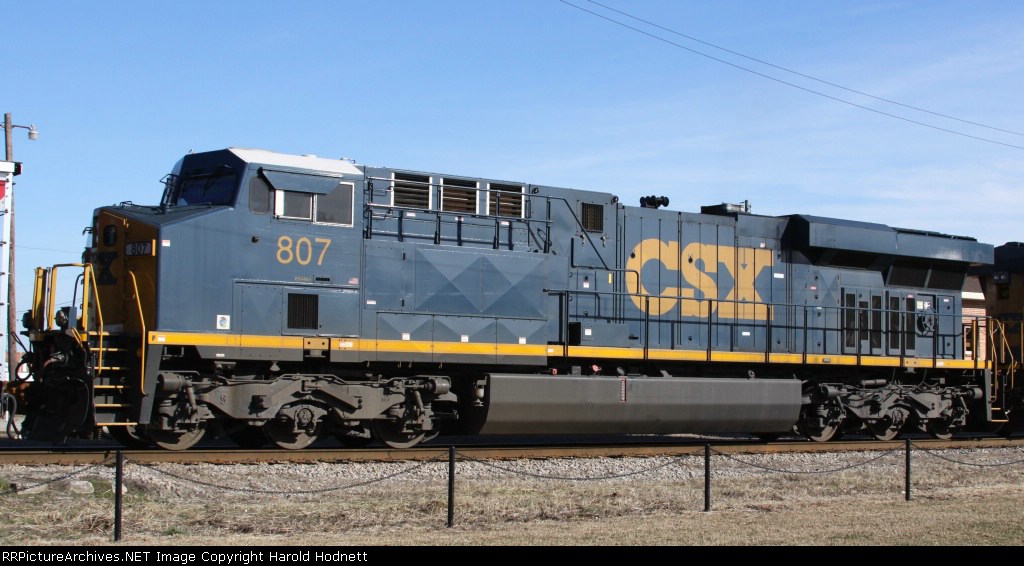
{"left": 0, "top": 436, "right": 1021, "bottom": 466}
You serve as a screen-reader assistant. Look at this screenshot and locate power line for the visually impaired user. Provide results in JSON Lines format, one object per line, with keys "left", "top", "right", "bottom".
{"left": 586, "top": 0, "right": 1024, "bottom": 138}
{"left": 18, "top": 246, "right": 80, "bottom": 254}
{"left": 560, "top": 0, "right": 1024, "bottom": 151}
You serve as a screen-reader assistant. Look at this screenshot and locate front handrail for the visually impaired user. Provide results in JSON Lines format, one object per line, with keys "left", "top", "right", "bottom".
{"left": 83, "top": 264, "right": 105, "bottom": 375}
{"left": 39, "top": 263, "right": 105, "bottom": 372}
{"left": 127, "top": 271, "right": 146, "bottom": 392}
{"left": 987, "top": 318, "right": 1017, "bottom": 413}
{"left": 30, "top": 267, "right": 47, "bottom": 333}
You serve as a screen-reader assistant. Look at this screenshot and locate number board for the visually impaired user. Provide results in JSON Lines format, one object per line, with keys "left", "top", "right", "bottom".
{"left": 125, "top": 241, "right": 154, "bottom": 257}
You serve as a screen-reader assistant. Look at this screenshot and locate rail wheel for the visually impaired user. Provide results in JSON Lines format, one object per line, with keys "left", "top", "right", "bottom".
{"left": 147, "top": 422, "right": 207, "bottom": 451}
{"left": 798, "top": 398, "right": 845, "bottom": 442}
{"left": 372, "top": 420, "right": 438, "bottom": 449}
{"left": 804, "top": 422, "right": 842, "bottom": 442}
{"left": 106, "top": 425, "right": 150, "bottom": 448}
{"left": 870, "top": 421, "right": 902, "bottom": 441}
{"left": 870, "top": 407, "right": 909, "bottom": 441}
{"left": 927, "top": 419, "right": 955, "bottom": 440}
{"left": 264, "top": 419, "right": 321, "bottom": 450}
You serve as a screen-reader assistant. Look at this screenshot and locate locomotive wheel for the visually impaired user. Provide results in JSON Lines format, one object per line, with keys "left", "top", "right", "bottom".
{"left": 372, "top": 420, "right": 431, "bottom": 449}
{"left": 106, "top": 425, "right": 150, "bottom": 449}
{"left": 264, "top": 420, "right": 320, "bottom": 450}
{"left": 148, "top": 422, "right": 207, "bottom": 451}
{"left": 927, "top": 420, "right": 954, "bottom": 440}
{"left": 870, "top": 422, "right": 902, "bottom": 441}
{"left": 799, "top": 399, "right": 845, "bottom": 442}
{"left": 804, "top": 423, "right": 842, "bottom": 442}
{"left": 870, "top": 407, "right": 909, "bottom": 441}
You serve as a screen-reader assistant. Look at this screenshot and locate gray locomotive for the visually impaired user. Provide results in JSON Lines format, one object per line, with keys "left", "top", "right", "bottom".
{"left": 20, "top": 148, "right": 1000, "bottom": 449}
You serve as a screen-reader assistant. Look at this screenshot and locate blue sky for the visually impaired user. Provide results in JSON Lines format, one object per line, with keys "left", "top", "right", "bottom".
{"left": 5, "top": 0, "right": 1024, "bottom": 314}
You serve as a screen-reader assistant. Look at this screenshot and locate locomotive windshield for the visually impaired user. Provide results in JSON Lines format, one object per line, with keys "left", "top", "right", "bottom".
{"left": 161, "top": 164, "right": 239, "bottom": 207}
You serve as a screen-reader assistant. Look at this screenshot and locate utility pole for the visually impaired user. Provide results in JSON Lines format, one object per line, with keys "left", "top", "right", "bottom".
{"left": 4, "top": 113, "right": 15, "bottom": 383}
{"left": 3, "top": 113, "right": 37, "bottom": 382}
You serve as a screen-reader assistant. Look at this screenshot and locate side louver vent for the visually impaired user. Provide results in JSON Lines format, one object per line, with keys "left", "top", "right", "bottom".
{"left": 287, "top": 293, "right": 319, "bottom": 330}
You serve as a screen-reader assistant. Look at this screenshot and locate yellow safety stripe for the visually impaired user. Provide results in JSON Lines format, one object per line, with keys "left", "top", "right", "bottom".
{"left": 148, "top": 331, "right": 988, "bottom": 369}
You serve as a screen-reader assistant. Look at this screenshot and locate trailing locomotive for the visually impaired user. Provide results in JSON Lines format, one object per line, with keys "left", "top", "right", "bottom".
{"left": 19, "top": 148, "right": 1004, "bottom": 449}
{"left": 972, "top": 242, "right": 1024, "bottom": 432}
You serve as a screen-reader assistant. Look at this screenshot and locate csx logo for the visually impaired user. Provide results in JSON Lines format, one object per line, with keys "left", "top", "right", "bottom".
{"left": 625, "top": 239, "right": 774, "bottom": 319}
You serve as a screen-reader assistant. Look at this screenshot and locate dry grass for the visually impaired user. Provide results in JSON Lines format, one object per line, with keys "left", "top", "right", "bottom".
{"left": 2, "top": 450, "right": 1023, "bottom": 546}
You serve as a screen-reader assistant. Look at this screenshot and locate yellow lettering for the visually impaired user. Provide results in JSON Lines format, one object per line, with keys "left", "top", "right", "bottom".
{"left": 625, "top": 239, "right": 680, "bottom": 315}
{"left": 315, "top": 238, "right": 331, "bottom": 266}
{"left": 295, "top": 237, "right": 313, "bottom": 265}
{"left": 679, "top": 242, "right": 718, "bottom": 317}
{"left": 627, "top": 238, "right": 773, "bottom": 320}
{"left": 276, "top": 236, "right": 294, "bottom": 264}
{"left": 276, "top": 236, "right": 333, "bottom": 267}
{"left": 277, "top": 236, "right": 332, "bottom": 266}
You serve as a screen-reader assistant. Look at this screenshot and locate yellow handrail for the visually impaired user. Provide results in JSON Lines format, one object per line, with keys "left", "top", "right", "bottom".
{"left": 31, "top": 267, "right": 47, "bottom": 332}
{"left": 127, "top": 271, "right": 146, "bottom": 392}
{"left": 84, "top": 264, "right": 105, "bottom": 375}
{"left": 987, "top": 318, "right": 1017, "bottom": 414}
{"left": 39, "top": 263, "right": 106, "bottom": 372}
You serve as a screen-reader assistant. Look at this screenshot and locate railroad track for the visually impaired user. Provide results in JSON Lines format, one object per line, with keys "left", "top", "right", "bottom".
{"left": 0, "top": 435, "right": 1021, "bottom": 466}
